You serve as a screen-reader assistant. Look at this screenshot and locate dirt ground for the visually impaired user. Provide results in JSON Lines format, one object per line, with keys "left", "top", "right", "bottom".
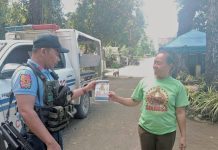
{"left": 63, "top": 77, "right": 218, "bottom": 150}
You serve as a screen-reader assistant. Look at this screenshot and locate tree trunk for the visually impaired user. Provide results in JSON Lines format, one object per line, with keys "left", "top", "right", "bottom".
{"left": 28, "top": 0, "right": 42, "bottom": 24}
{"left": 205, "top": 0, "right": 218, "bottom": 85}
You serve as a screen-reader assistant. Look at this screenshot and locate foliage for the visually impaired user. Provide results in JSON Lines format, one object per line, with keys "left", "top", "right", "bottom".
{"left": 135, "top": 35, "right": 155, "bottom": 56}
{"left": 28, "top": 0, "right": 65, "bottom": 26}
{"left": 188, "top": 84, "right": 218, "bottom": 123}
{"left": 66, "top": 0, "right": 146, "bottom": 48}
{"left": 176, "top": 71, "right": 202, "bottom": 85}
{"left": 5, "top": 1, "right": 28, "bottom": 25}
{"left": 176, "top": 0, "right": 208, "bottom": 35}
{"left": 0, "top": 0, "right": 29, "bottom": 39}
{"left": 193, "top": 0, "right": 208, "bottom": 32}
{"left": 0, "top": 0, "right": 65, "bottom": 39}
{"left": 0, "top": 0, "right": 8, "bottom": 39}
{"left": 105, "top": 49, "right": 121, "bottom": 68}
{"left": 176, "top": 71, "right": 189, "bottom": 82}
{"left": 64, "top": 12, "right": 76, "bottom": 28}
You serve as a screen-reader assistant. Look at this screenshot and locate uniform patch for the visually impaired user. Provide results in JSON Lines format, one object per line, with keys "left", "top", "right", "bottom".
{"left": 20, "top": 74, "right": 32, "bottom": 89}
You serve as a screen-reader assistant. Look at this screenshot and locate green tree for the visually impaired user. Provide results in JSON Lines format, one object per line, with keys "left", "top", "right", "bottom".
{"left": 28, "top": 0, "right": 65, "bottom": 26}
{"left": 136, "top": 35, "right": 155, "bottom": 56}
{"left": 0, "top": 1, "right": 27, "bottom": 38}
{"left": 0, "top": 0, "right": 65, "bottom": 38}
{"left": 6, "top": 1, "right": 28, "bottom": 25}
{"left": 0, "top": 0, "right": 8, "bottom": 39}
{"left": 193, "top": 0, "right": 208, "bottom": 32}
{"left": 68, "top": 0, "right": 93, "bottom": 34}
{"left": 176, "top": 0, "right": 208, "bottom": 34}
{"left": 64, "top": 12, "right": 76, "bottom": 28}
{"left": 67, "top": 0, "right": 145, "bottom": 47}
{"left": 177, "top": 0, "right": 201, "bottom": 36}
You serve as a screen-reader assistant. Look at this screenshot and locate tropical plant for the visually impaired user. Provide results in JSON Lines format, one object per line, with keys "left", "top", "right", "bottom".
{"left": 188, "top": 82, "right": 218, "bottom": 123}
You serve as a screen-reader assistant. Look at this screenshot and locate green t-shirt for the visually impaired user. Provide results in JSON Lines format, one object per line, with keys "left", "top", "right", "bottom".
{"left": 131, "top": 76, "right": 189, "bottom": 135}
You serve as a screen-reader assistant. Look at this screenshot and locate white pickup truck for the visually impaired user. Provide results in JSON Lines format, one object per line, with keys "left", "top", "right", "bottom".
{"left": 0, "top": 24, "right": 104, "bottom": 131}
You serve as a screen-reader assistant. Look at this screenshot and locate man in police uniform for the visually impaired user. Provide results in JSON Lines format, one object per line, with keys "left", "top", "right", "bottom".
{"left": 11, "top": 34, "right": 96, "bottom": 150}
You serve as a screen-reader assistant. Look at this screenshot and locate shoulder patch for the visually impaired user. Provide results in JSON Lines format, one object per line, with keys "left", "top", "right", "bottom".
{"left": 20, "top": 74, "right": 32, "bottom": 89}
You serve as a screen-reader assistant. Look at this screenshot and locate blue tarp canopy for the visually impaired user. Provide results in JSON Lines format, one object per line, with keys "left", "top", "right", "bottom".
{"left": 159, "top": 30, "right": 206, "bottom": 52}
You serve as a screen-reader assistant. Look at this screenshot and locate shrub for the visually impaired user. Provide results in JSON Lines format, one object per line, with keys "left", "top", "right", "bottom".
{"left": 188, "top": 82, "right": 218, "bottom": 123}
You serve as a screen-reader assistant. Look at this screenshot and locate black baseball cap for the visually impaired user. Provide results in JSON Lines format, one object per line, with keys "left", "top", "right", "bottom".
{"left": 33, "top": 34, "right": 69, "bottom": 53}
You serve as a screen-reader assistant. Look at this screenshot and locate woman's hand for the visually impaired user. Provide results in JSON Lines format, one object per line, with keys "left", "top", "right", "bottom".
{"left": 108, "top": 91, "right": 119, "bottom": 102}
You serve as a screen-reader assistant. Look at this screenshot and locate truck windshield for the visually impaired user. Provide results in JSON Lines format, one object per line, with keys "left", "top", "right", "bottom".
{"left": 0, "top": 41, "right": 7, "bottom": 51}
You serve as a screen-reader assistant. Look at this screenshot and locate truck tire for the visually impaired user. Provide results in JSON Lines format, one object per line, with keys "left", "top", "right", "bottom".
{"left": 74, "top": 93, "right": 90, "bottom": 119}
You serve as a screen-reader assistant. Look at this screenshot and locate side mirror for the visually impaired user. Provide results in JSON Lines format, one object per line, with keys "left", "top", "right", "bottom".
{"left": 0, "top": 63, "right": 20, "bottom": 79}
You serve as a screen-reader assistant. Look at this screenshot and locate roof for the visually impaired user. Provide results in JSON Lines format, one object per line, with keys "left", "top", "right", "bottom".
{"left": 159, "top": 30, "right": 206, "bottom": 52}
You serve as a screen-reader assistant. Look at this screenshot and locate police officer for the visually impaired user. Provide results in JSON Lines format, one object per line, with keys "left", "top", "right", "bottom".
{"left": 11, "top": 34, "right": 96, "bottom": 150}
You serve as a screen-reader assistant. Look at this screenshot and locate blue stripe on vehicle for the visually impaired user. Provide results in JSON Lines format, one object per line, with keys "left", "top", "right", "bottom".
{"left": 0, "top": 103, "right": 16, "bottom": 112}
{"left": 66, "top": 79, "right": 75, "bottom": 83}
{"left": 67, "top": 82, "right": 75, "bottom": 86}
{"left": 0, "top": 98, "right": 16, "bottom": 105}
{"left": 66, "top": 79, "right": 76, "bottom": 87}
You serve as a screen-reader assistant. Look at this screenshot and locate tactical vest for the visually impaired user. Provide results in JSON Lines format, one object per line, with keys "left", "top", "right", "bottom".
{"left": 24, "top": 63, "right": 74, "bottom": 132}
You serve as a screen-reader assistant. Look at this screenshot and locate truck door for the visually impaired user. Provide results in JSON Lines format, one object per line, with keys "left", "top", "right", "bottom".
{"left": 0, "top": 43, "right": 32, "bottom": 131}
{"left": 53, "top": 53, "right": 76, "bottom": 90}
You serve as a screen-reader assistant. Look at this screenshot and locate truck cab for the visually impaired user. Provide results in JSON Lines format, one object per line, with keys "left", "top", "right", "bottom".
{"left": 0, "top": 24, "right": 104, "bottom": 131}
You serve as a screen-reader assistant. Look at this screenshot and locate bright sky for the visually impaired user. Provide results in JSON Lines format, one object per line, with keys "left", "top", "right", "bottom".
{"left": 61, "top": 0, "right": 178, "bottom": 49}
{"left": 142, "top": 0, "right": 178, "bottom": 48}
{"left": 61, "top": 0, "right": 77, "bottom": 13}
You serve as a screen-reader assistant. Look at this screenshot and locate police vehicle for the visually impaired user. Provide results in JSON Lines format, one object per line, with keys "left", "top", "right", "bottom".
{"left": 0, "top": 24, "right": 105, "bottom": 132}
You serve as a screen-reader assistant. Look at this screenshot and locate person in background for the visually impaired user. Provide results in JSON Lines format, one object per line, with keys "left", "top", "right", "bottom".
{"left": 109, "top": 51, "right": 189, "bottom": 150}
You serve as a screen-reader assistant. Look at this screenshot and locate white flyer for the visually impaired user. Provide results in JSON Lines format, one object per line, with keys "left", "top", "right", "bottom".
{"left": 95, "top": 80, "right": 109, "bottom": 101}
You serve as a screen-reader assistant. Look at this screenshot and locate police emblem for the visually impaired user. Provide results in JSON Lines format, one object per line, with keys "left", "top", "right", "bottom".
{"left": 20, "top": 74, "right": 32, "bottom": 89}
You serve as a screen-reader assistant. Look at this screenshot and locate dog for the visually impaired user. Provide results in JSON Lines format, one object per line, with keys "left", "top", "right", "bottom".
{"left": 113, "top": 69, "right": 119, "bottom": 77}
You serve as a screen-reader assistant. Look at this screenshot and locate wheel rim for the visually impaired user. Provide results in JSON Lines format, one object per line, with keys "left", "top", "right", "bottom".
{"left": 82, "top": 94, "right": 90, "bottom": 114}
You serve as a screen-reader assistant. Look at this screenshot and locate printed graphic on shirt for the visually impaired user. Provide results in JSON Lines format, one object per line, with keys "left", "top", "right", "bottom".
{"left": 20, "top": 74, "right": 32, "bottom": 89}
{"left": 145, "top": 86, "right": 168, "bottom": 112}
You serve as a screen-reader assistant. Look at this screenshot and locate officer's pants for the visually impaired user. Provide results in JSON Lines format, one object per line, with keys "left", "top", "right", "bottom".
{"left": 25, "top": 131, "right": 63, "bottom": 150}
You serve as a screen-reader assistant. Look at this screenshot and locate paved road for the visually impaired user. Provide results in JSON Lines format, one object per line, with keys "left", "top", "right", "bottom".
{"left": 63, "top": 77, "right": 141, "bottom": 150}
{"left": 105, "top": 57, "right": 154, "bottom": 78}
{"left": 63, "top": 58, "right": 218, "bottom": 150}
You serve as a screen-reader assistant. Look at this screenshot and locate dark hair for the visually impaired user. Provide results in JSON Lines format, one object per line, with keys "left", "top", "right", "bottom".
{"left": 158, "top": 51, "right": 175, "bottom": 65}
{"left": 158, "top": 51, "right": 179, "bottom": 77}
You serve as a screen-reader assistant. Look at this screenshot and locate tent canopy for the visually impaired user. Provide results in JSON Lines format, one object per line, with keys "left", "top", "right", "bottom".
{"left": 159, "top": 30, "right": 206, "bottom": 52}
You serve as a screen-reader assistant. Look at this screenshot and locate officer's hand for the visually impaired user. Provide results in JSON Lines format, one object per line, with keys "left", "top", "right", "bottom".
{"left": 85, "top": 80, "right": 96, "bottom": 91}
{"left": 47, "top": 141, "right": 61, "bottom": 150}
